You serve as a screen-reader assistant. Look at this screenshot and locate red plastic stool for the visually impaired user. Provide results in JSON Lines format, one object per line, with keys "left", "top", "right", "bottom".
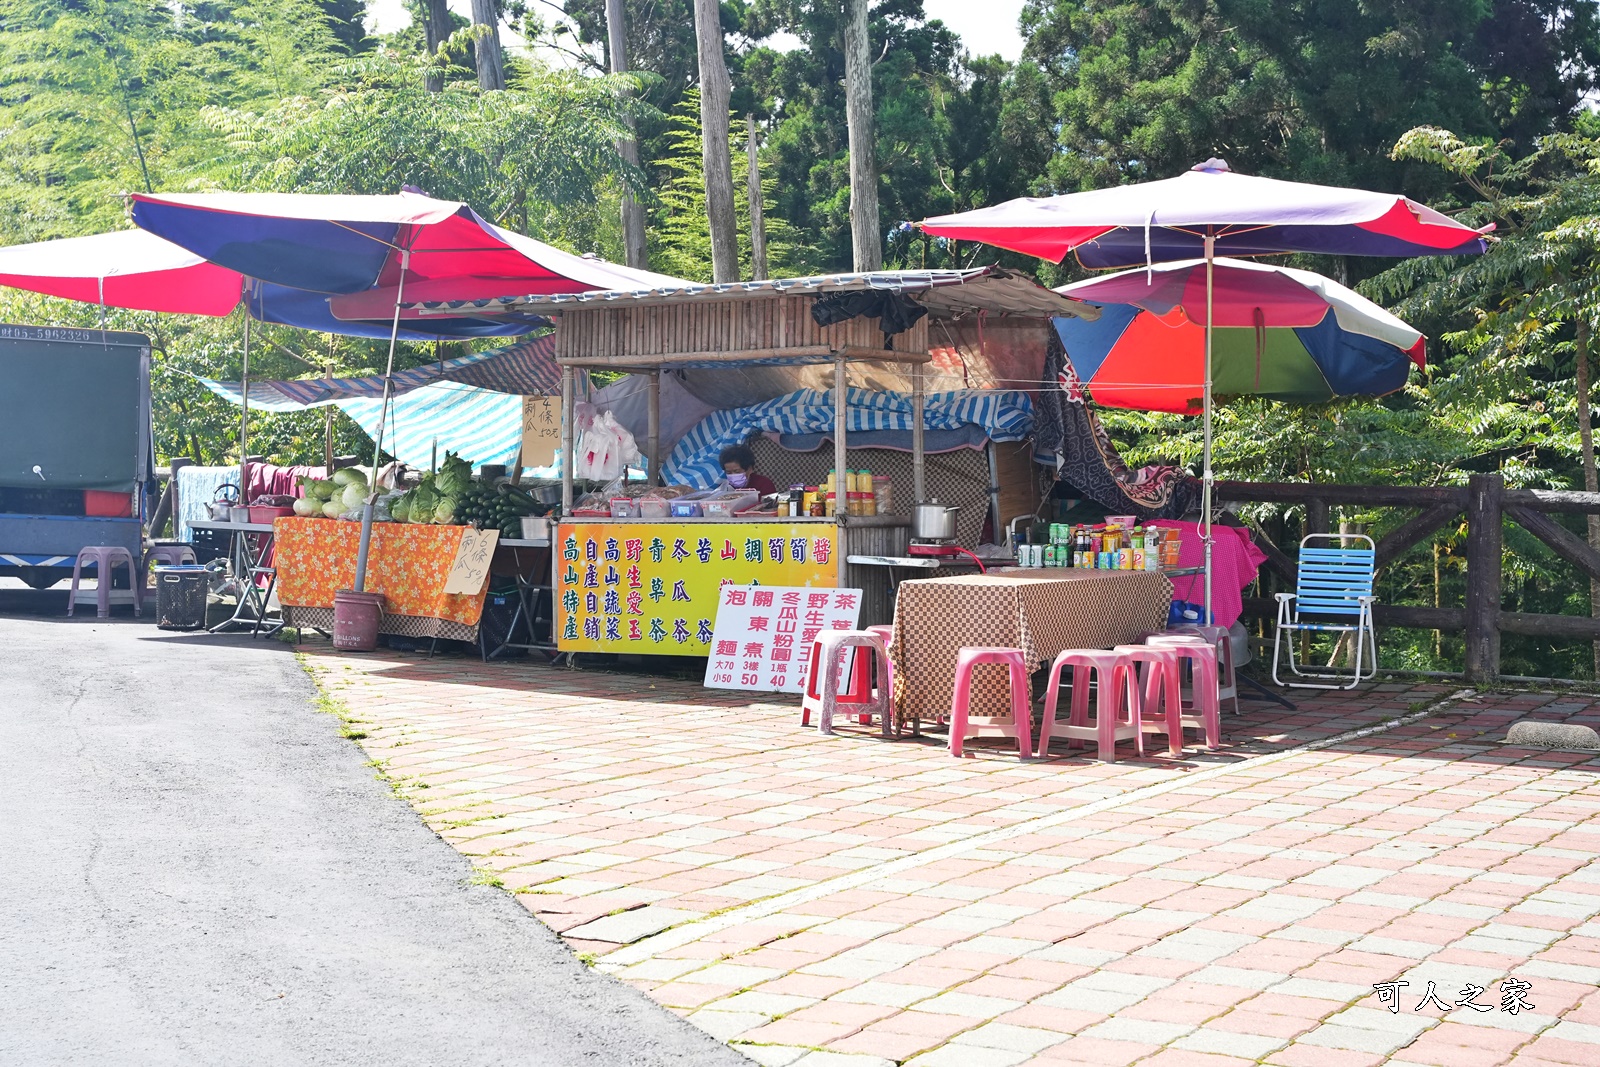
{"left": 1037, "top": 649, "right": 1142, "bottom": 761}
{"left": 949, "top": 647, "right": 1033, "bottom": 759}
{"left": 800, "top": 630, "right": 893, "bottom": 736}
{"left": 1146, "top": 635, "right": 1222, "bottom": 750}
{"left": 67, "top": 545, "right": 142, "bottom": 619}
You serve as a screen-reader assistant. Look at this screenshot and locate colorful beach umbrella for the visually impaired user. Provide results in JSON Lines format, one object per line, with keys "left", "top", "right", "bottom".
{"left": 920, "top": 159, "right": 1484, "bottom": 622}
{"left": 1052, "top": 257, "right": 1425, "bottom": 413}
{"left": 920, "top": 159, "right": 1490, "bottom": 266}
{"left": 127, "top": 188, "right": 691, "bottom": 592}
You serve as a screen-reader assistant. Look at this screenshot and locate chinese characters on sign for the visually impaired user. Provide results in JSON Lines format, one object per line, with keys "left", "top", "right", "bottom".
{"left": 556, "top": 522, "right": 839, "bottom": 655}
{"left": 442, "top": 528, "right": 499, "bottom": 595}
{"left": 1372, "top": 979, "right": 1534, "bottom": 1016}
{"left": 520, "top": 393, "right": 560, "bottom": 469}
{"left": 704, "top": 585, "right": 863, "bottom": 693}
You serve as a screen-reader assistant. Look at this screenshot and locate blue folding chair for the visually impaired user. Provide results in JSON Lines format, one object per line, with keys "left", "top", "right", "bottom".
{"left": 1272, "top": 534, "right": 1378, "bottom": 689}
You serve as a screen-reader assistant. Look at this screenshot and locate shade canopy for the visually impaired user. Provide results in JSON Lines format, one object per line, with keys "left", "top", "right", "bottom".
{"left": 0, "top": 228, "right": 244, "bottom": 316}
{"left": 198, "top": 335, "right": 560, "bottom": 410}
{"left": 1053, "top": 258, "right": 1426, "bottom": 413}
{"left": 129, "top": 189, "right": 688, "bottom": 324}
{"left": 0, "top": 228, "right": 544, "bottom": 338}
{"left": 920, "top": 159, "right": 1489, "bottom": 267}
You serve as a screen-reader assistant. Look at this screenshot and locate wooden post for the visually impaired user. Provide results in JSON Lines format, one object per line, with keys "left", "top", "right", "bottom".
{"left": 1464, "top": 472, "right": 1504, "bottom": 683}
{"left": 156, "top": 457, "right": 193, "bottom": 540}
{"left": 911, "top": 360, "right": 926, "bottom": 502}
{"left": 834, "top": 359, "right": 848, "bottom": 514}
{"left": 560, "top": 365, "right": 575, "bottom": 514}
{"left": 647, "top": 370, "right": 661, "bottom": 487}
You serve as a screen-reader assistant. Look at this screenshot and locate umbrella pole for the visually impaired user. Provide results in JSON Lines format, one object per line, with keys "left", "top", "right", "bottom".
{"left": 1202, "top": 234, "right": 1215, "bottom": 625}
{"left": 354, "top": 250, "right": 410, "bottom": 593}
{"left": 240, "top": 315, "right": 250, "bottom": 505}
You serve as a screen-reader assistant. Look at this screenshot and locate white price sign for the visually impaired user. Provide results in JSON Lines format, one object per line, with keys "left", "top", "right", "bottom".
{"left": 703, "top": 584, "right": 863, "bottom": 694}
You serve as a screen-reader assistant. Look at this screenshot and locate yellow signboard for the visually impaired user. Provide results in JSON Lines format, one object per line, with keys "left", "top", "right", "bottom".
{"left": 555, "top": 521, "right": 839, "bottom": 654}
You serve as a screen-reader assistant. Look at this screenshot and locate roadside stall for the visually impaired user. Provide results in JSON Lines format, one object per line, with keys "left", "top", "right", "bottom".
{"left": 412, "top": 269, "right": 1099, "bottom": 656}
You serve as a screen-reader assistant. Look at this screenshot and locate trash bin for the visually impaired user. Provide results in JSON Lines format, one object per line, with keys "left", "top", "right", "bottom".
{"left": 155, "top": 565, "right": 210, "bottom": 631}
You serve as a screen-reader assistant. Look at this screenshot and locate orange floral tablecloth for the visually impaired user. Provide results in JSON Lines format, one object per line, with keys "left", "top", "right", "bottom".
{"left": 272, "top": 517, "right": 487, "bottom": 626}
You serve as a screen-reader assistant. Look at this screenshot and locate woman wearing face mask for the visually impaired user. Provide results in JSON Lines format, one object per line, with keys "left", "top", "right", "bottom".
{"left": 719, "top": 444, "right": 778, "bottom": 496}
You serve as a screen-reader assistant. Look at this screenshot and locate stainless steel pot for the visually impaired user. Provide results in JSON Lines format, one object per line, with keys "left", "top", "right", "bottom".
{"left": 912, "top": 500, "right": 960, "bottom": 541}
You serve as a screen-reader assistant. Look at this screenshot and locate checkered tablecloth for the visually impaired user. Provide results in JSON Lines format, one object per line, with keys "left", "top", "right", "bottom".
{"left": 888, "top": 569, "right": 1174, "bottom": 727}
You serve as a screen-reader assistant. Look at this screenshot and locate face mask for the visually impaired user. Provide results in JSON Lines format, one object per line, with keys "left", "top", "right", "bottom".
{"left": 727, "top": 472, "right": 750, "bottom": 488}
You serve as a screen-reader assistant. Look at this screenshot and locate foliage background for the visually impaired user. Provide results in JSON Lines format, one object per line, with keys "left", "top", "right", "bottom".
{"left": 7, "top": 1, "right": 1600, "bottom": 675}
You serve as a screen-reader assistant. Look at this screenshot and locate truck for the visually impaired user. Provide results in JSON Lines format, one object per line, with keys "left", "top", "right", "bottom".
{"left": 0, "top": 324, "right": 153, "bottom": 590}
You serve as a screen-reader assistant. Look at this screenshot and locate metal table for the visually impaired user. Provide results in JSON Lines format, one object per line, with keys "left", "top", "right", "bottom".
{"left": 189, "top": 519, "right": 282, "bottom": 635}
{"left": 481, "top": 537, "right": 556, "bottom": 661}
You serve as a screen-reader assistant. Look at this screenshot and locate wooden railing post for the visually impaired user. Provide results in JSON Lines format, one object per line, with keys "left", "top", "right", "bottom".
{"left": 1464, "top": 472, "right": 1504, "bottom": 683}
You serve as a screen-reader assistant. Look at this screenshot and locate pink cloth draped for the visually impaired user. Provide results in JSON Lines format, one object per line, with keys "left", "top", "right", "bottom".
{"left": 1149, "top": 520, "right": 1267, "bottom": 628}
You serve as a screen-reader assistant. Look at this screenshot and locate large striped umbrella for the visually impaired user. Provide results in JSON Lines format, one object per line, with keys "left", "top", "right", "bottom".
{"left": 1052, "top": 257, "right": 1425, "bottom": 414}
{"left": 920, "top": 159, "right": 1482, "bottom": 620}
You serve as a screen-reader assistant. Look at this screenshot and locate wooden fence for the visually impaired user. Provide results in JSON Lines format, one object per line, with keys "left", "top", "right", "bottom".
{"left": 1217, "top": 472, "right": 1600, "bottom": 682}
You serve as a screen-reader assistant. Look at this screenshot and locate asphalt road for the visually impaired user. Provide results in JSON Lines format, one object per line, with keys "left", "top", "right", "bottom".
{"left": 0, "top": 586, "right": 748, "bottom": 1067}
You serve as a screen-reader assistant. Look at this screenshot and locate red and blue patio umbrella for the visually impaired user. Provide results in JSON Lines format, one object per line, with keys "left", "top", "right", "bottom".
{"left": 1051, "top": 257, "right": 1426, "bottom": 414}
{"left": 921, "top": 159, "right": 1485, "bottom": 620}
{"left": 124, "top": 188, "right": 688, "bottom": 591}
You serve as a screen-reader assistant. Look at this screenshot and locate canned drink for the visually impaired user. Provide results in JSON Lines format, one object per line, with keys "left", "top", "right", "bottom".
{"left": 1043, "top": 545, "right": 1056, "bottom": 567}
{"left": 1118, "top": 548, "right": 1133, "bottom": 570}
{"left": 1033, "top": 544, "right": 1046, "bottom": 568}
{"left": 1131, "top": 549, "right": 1146, "bottom": 570}
{"left": 1078, "top": 550, "right": 1091, "bottom": 568}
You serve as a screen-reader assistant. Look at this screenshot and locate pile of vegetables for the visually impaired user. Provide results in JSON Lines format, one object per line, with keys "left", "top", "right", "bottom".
{"left": 290, "top": 453, "right": 550, "bottom": 534}
{"left": 292, "top": 468, "right": 369, "bottom": 518}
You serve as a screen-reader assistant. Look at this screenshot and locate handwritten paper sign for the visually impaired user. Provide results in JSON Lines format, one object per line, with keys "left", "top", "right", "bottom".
{"left": 521, "top": 394, "right": 560, "bottom": 470}
{"left": 704, "top": 585, "right": 863, "bottom": 694}
{"left": 444, "top": 528, "right": 500, "bottom": 595}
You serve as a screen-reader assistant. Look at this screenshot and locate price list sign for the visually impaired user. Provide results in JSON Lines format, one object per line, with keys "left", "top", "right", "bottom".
{"left": 703, "top": 585, "right": 862, "bottom": 694}
{"left": 556, "top": 522, "right": 838, "bottom": 655}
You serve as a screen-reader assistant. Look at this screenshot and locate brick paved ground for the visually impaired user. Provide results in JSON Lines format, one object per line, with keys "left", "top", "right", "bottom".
{"left": 302, "top": 645, "right": 1600, "bottom": 1066}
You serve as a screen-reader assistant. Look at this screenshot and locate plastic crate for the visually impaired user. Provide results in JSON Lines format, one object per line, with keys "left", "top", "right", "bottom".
{"left": 155, "top": 565, "right": 210, "bottom": 631}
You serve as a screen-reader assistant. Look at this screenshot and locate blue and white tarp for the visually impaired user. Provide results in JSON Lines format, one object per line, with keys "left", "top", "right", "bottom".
{"left": 337, "top": 382, "right": 527, "bottom": 471}
{"left": 664, "top": 388, "right": 1034, "bottom": 488}
{"left": 197, "top": 334, "right": 559, "bottom": 411}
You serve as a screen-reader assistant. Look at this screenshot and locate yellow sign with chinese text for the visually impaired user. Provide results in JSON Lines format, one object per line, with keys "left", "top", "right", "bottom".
{"left": 555, "top": 522, "right": 839, "bottom": 654}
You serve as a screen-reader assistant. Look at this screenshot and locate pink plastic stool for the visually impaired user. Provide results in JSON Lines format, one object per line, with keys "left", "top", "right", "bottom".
{"left": 1170, "top": 623, "right": 1240, "bottom": 714}
{"left": 67, "top": 545, "right": 141, "bottom": 618}
{"left": 800, "top": 630, "right": 893, "bottom": 737}
{"left": 1112, "top": 644, "right": 1186, "bottom": 757}
{"left": 865, "top": 625, "right": 896, "bottom": 722}
{"left": 1037, "top": 649, "right": 1142, "bottom": 761}
{"left": 949, "top": 647, "right": 1033, "bottom": 759}
{"left": 1146, "top": 635, "right": 1222, "bottom": 749}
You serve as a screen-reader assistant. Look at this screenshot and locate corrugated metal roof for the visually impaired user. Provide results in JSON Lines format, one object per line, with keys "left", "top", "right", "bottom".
{"left": 407, "top": 266, "right": 1097, "bottom": 321}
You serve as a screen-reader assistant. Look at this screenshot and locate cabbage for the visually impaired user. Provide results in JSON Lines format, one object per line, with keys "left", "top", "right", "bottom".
{"left": 331, "top": 467, "right": 368, "bottom": 489}
{"left": 433, "top": 497, "right": 457, "bottom": 525}
{"left": 409, "top": 499, "right": 435, "bottom": 524}
{"left": 436, "top": 452, "right": 472, "bottom": 496}
{"left": 292, "top": 497, "right": 320, "bottom": 517}
{"left": 390, "top": 494, "right": 411, "bottom": 523}
{"left": 341, "top": 483, "right": 367, "bottom": 510}
{"left": 322, "top": 499, "right": 344, "bottom": 518}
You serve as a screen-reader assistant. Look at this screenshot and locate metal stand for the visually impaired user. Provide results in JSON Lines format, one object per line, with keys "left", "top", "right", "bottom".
{"left": 210, "top": 526, "right": 282, "bottom": 636}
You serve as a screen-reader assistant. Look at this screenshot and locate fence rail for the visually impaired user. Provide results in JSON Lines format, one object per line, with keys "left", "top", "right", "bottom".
{"left": 1216, "top": 473, "right": 1600, "bottom": 682}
